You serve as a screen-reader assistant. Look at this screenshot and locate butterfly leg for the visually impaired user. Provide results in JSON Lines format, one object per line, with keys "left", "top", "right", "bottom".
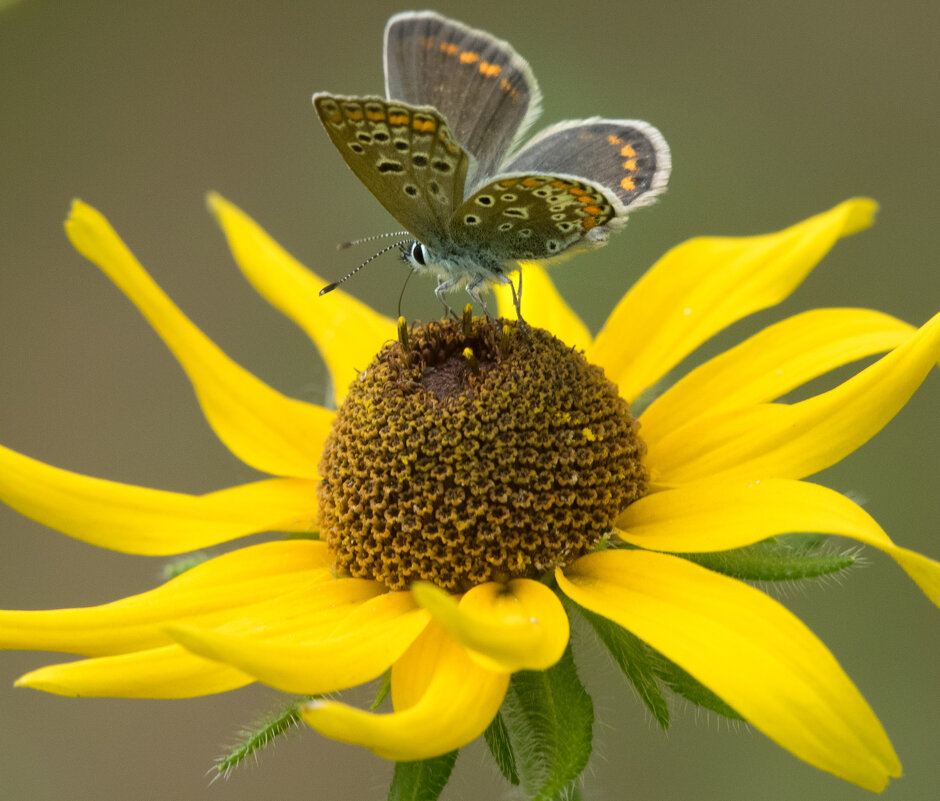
{"left": 434, "top": 278, "right": 461, "bottom": 320}
{"left": 508, "top": 272, "right": 526, "bottom": 327}
{"left": 464, "top": 275, "right": 492, "bottom": 318}
{"left": 492, "top": 270, "right": 527, "bottom": 326}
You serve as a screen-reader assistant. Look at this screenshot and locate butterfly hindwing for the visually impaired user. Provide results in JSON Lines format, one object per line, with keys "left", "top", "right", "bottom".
{"left": 501, "top": 118, "right": 670, "bottom": 211}
{"left": 313, "top": 94, "right": 470, "bottom": 243}
{"left": 448, "top": 174, "right": 617, "bottom": 262}
{"left": 384, "top": 10, "right": 541, "bottom": 183}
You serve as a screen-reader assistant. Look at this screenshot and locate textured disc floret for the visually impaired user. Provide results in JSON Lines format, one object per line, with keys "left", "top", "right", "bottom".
{"left": 317, "top": 318, "right": 648, "bottom": 591}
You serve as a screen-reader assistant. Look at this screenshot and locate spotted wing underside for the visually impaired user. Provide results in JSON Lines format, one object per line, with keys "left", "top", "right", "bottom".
{"left": 447, "top": 174, "right": 617, "bottom": 262}
{"left": 313, "top": 94, "right": 470, "bottom": 243}
{"left": 501, "top": 118, "right": 671, "bottom": 211}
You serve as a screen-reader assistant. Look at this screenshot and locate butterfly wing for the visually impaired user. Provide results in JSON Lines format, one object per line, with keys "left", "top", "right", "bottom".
{"left": 501, "top": 118, "right": 670, "bottom": 212}
{"left": 384, "top": 11, "right": 541, "bottom": 184}
{"left": 447, "top": 174, "right": 618, "bottom": 262}
{"left": 313, "top": 94, "right": 470, "bottom": 244}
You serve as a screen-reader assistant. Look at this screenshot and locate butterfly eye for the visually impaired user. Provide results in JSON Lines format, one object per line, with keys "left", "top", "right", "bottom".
{"left": 410, "top": 241, "right": 428, "bottom": 266}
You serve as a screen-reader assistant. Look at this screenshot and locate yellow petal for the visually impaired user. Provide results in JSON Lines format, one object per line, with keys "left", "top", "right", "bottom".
{"left": 208, "top": 193, "right": 394, "bottom": 406}
{"left": 647, "top": 310, "right": 940, "bottom": 484}
{"left": 12, "top": 572, "right": 385, "bottom": 698}
{"left": 588, "top": 199, "right": 877, "bottom": 402}
{"left": 0, "top": 442, "right": 318, "bottom": 554}
{"left": 300, "top": 623, "right": 509, "bottom": 760}
{"left": 640, "top": 308, "right": 914, "bottom": 448}
{"left": 616, "top": 478, "right": 940, "bottom": 605}
{"left": 558, "top": 550, "right": 901, "bottom": 791}
{"left": 167, "top": 590, "right": 429, "bottom": 694}
{"left": 15, "top": 644, "right": 252, "bottom": 698}
{"left": 410, "top": 579, "right": 569, "bottom": 672}
{"left": 493, "top": 262, "right": 592, "bottom": 351}
{"left": 0, "top": 540, "right": 332, "bottom": 655}
{"left": 65, "top": 199, "right": 331, "bottom": 478}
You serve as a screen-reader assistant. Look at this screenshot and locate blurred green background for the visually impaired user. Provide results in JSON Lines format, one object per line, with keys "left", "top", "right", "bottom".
{"left": 1, "top": 1, "right": 937, "bottom": 799}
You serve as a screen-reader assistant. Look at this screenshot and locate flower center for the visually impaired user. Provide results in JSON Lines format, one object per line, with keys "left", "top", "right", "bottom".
{"left": 317, "top": 317, "right": 648, "bottom": 591}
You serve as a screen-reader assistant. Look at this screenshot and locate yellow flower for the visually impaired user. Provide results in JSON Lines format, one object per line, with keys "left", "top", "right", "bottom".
{"left": 2, "top": 195, "right": 938, "bottom": 793}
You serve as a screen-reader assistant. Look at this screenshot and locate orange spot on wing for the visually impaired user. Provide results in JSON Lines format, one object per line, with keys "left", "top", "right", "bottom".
{"left": 366, "top": 110, "right": 386, "bottom": 121}
{"left": 522, "top": 178, "right": 542, "bottom": 187}
{"left": 622, "top": 159, "right": 637, "bottom": 171}
{"left": 418, "top": 36, "right": 436, "bottom": 50}
{"left": 577, "top": 195, "right": 594, "bottom": 204}
{"left": 413, "top": 119, "right": 437, "bottom": 133}
{"left": 440, "top": 42, "right": 459, "bottom": 55}
{"left": 460, "top": 51, "right": 480, "bottom": 64}
{"left": 568, "top": 187, "right": 586, "bottom": 196}
{"left": 620, "top": 145, "right": 636, "bottom": 157}
{"left": 583, "top": 205, "right": 603, "bottom": 215}
{"left": 607, "top": 134, "right": 623, "bottom": 145}
{"left": 345, "top": 110, "right": 364, "bottom": 121}
{"left": 583, "top": 216, "right": 597, "bottom": 231}
{"left": 551, "top": 180, "right": 568, "bottom": 188}
{"left": 479, "top": 61, "right": 501, "bottom": 77}
{"left": 620, "top": 176, "right": 636, "bottom": 191}
{"left": 500, "top": 178, "right": 516, "bottom": 187}
{"left": 388, "top": 113, "right": 409, "bottom": 125}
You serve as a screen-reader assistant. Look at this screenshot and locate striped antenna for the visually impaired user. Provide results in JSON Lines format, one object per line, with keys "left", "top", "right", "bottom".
{"left": 336, "top": 231, "right": 410, "bottom": 250}
{"left": 319, "top": 240, "right": 410, "bottom": 296}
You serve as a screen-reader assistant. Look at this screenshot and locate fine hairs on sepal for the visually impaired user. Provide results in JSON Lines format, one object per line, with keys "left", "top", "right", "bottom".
{"left": 212, "top": 696, "right": 312, "bottom": 781}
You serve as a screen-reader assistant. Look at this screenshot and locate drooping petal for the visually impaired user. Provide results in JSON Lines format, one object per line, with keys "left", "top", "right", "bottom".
{"left": 588, "top": 199, "right": 877, "bottom": 402}
{"left": 300, "top": 623, "right": 510, "bottom": 760}
{"left": 615, "top": 478, "right": 940, "bottom": 605}
{"left": 558, "top": 550, "right": 901, "bottom": 791}
{"left": 12, "top": 569, "right": 383, "bottom": 698}
{"left": 167, "top": 590, "right": 429, "bottom": 695}
{"left": 0, "top": 443, "right": 318, "bottom": 554}
{"left": 14, "top": 644, "right": 252, "bottom": 699}
{"left": 65, "top": 199, "right": 331, "bottom": 478}
{"left": 0, "top": 541, "right": 333, "bottom": 655}
{"left": 208, "top": 194, "right": 394, "bottom": 406}
{"left": 647, "top": 310, "right": 940, "bottom": 484}
{"left": 410, "top": 579, "right": 569, "bottom": 672}
{"left": 640, "top": 308, "right": 915, "bottom": 448}
{"left": 493, "top": 262, "right": 592, "bottom": 351}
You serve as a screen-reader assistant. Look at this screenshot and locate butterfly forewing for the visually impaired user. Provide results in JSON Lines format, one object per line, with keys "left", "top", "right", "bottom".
{"left": 384, "top": 11, "right": 541, "bottom": 183}
{"left": 502, "top": 118, "right": 670, "bottom": 211}
{"left": 448, "top": 174, "right": 616, "bottom": 262}
{"left": 313, "top": 94, "right": 469, "bottom": 243}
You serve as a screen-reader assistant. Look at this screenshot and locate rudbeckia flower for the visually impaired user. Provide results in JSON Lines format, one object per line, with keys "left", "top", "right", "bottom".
{"left": 1, "top": 195, "right": 937, "bottom": 797}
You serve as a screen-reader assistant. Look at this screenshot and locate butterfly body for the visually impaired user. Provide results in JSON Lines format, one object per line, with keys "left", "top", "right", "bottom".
{"left": 314, "top": 11, "right": 670, "bottom": 314}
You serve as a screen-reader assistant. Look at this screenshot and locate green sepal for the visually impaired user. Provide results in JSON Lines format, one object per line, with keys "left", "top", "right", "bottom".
{"left": 371, "top": 669, "right": 392, "bottom": 710}
{"left": 387, "top": 751, "right": 458, "bottom": 801}
{"left": 568, "top": 598, "right": 742, "bottom": 724}
{"left": 499, "top": 642, "right": 594, "bottom": 801}
{"left": 214, "top": 695, "right": 313, "bottom": 777}
{"left": 574, "top": 604, "right": 670, "bottom": 729}
{"left": 161, "top": 552, "right": 208, "bottom": 580}
{"left": 483, "top": 711, "right": 520, "bottom": 785}
{"left": 680, "top": 534, "right": 856, "bottom": 581}
{"left": 650, "top": 651, "right": 743, "bottom": 721}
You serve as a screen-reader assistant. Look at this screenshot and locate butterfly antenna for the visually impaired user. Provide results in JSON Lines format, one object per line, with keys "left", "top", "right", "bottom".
{"left": 397, "top": 268, "right": 416, "bottom": 318}
{"left": 319, "top": 240, "right": 409, "bottom": 296}
{"left": 336, "top": 231, "right": 410, "bottom": 250}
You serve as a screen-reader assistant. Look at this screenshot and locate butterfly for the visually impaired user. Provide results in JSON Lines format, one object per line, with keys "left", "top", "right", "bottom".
{"left": 314, "top": 10, "right": 670, "bottom": 318}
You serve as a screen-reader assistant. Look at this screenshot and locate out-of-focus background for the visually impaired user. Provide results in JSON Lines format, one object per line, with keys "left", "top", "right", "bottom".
{"left": 1, "top": 1, "right": 937, "bottom": 799}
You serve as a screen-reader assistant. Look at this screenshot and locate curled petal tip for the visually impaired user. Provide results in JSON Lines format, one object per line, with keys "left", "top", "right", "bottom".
{"left": 841, "top": 197, "right": 878, "bottom": 235}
